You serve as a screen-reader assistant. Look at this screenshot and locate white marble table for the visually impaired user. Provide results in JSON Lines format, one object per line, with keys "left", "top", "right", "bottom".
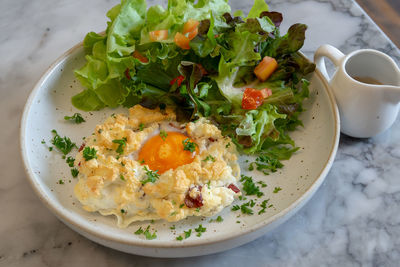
{"left": 1, "top": 0, "right": 400, "bottom": 266}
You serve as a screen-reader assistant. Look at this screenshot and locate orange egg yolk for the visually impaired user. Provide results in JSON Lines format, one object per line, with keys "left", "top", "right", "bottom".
{"left": 138, "top": 131, "right": 198, "bottom": 174}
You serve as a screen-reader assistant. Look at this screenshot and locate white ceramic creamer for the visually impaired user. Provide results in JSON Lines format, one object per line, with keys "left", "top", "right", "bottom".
{"left": 314, "top": 44, "right": 400, "bottom": 138}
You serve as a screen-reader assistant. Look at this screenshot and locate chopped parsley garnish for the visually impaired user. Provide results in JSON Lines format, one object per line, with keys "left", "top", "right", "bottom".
{"left": 249, "top": 199, "right": 256, "bottom": 207}
{"left": 184, "top": 229, "right": 192, "bottom": 239}
{"left": 195, "top": 207, "right": 200, "bottom": 212}
{"left": 240, "top": 175, "right": 264, "bottom": 197}
{"left": 194, "top": 224, "right": 206, "bottom": 237}
{"left": 257, "top": 181, "right": 268, "bottom": 188}
{"left": 159, "top": 130, "right": 168, "bottom": 140}
{"left": 139, "top": 123, "right": 144, "bottom": 131}
{"left": 240, "top": 202, "right": 254, "bottom": 215}
{"left": 226, "top": 142, "right": 231, "bottom": 148}
{"left": 139, "top": 159, "right": 145, "bottom": 164}
{"left": 170, "top": 225, "right": 176, "bottom": 230}
{"left": 50, "top": 130, "right": 77, "bottom": 155}
{"left": 112, "top": 137, "right": 127, "bottom": 155}
{"left": 142, "top": 166, "right": 160, "bottom": 185}
{"left": 210, "top": 215, "right": 224, "bottom": 223}
{"left": 66, "top": 156, "right": 75, "bottom": 167}
{"left": 48, "top": 147, "right": 53, "bottom": 151}
{"left": 273, "top": 187, "right": 282, "bottom": 193}
{"left": 134, "top": 227, "right": 144, "bottom": 235}
{"left": 120, "top": 174, "right": 125, "bottom": 181}
{"left": 206, "top": 180, "right": 211, "bottom": 189}
{"left": 64, "top": 113, "right": 85, "bottom": 124}
{"left": 182, "top": 138, "right": 197, "bottom": 152}
{"left": 58, "top": 179, "right": 64, "bottom": 185}
{"left": 71, "top": 168, "right": 79, "bottom": 178}
{"left": 121, "top": 209, "right": 126, "bottom": 213}
{"left": 238, "top": 195, "right": 247, "bottom": 201}
{"left": 82, "top": 147, "right": 97, "bottom": 161}
{"left": 41, "top": 140, "right": 45, "bottom": 144}
{"left": 258, "top": 199, "right": 270, "bottom": 215}
{"left": 170, "top": 211, "right": 177, "bottom": 216}
{"left": 202, "top": 155, "right": 216, "bottom": 162}
{"left": 134, "top": 226, "right": 157, "bottom": 240}
{"left": 143, "top": 226, "right": 157, "bottom": 240}
{"left": 232, "top": 202, "right": 254, "bottom": 215}
{"left": 175, "top": 228, "right": 192, "bottom": 241}
{"left": 179, "top": 204, "right": 184, "bottom": 208}
{"left": 249, "top": 154, "right": 284, "bottom": 175}
{"left": 97, "top": 129, "right": 103, "bottom": 134}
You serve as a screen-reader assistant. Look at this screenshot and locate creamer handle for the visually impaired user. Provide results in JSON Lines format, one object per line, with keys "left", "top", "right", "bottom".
{"left": 314, "top": 45, "right": 345, "bottom": 82}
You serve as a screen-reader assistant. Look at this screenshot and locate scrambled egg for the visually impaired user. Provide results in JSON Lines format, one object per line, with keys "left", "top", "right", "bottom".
{"left": 74, "top": 105, "right": 241, "bottom": 227}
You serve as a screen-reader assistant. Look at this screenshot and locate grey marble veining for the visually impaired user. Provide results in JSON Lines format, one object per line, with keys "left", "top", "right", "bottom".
{"left": 1, "top": 0, "right": 399, "bottom": 266}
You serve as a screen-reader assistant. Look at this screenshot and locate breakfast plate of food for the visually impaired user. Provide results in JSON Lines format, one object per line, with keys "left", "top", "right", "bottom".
{"left": 20, "top": 0, "right": 339, "bottom": 257}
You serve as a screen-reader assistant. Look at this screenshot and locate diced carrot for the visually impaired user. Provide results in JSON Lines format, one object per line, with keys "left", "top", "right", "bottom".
{"left": 254, "top": 56, "right": 278, "bottom": 82}
{"left": 183, "top": 19, "right": 200, "bottom": 34}
{"left": 149, "top": 30, "right": 168, "bottom": 41}
{"left": 174, "top": 32, "right": 190, "bottom": 50}
{"left": 132, "top": 50, "right": 148, "bottom": 63}
{"left": 187, "top": 27, "right": 198, "bottom": 40}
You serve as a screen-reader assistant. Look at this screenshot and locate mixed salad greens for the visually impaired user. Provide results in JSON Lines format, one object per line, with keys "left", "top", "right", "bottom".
{"left": 72, "top": 0, "right": 315, "bottom": 169}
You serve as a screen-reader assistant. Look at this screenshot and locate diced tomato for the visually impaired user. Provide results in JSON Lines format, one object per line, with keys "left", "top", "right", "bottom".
{"left": 241, "top": 88, "right": 272, "bottom": 110}
{"left": 254, "top": 56, "right": 278, "bottom": 82}
{"left": 174, "top": 32, "right": 190, "bottom": 50}
{"left": 132, "top": 50, "right": 148, "bottom": 63}
{"left": 170, "top": 75, "right": 185, "bottom": 87}
{"left": 228, "top": 184, "right": 241, "bottom": 193}
{"left": 183, "top": 19, "right": 199, "bottom": 34}
{"left": 149, "top": 30, "right": 168, "bottom": 41}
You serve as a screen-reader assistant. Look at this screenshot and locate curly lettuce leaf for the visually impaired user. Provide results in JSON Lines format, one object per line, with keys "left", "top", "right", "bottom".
{"left": 236, "top": 104, "right": 286, "bottom": 154}
{"left": 107, "top": 0, "right": 146, "bottom": 56}
{"left": 247, "top": 0, "right": 269, "bottom": 19}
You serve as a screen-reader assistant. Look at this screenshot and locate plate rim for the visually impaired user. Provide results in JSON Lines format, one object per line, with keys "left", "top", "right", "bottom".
{"left": 20, "top": 42, "right": 340, "bottom": 249}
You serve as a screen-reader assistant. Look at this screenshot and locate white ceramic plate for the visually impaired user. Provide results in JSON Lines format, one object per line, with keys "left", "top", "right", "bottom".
{"left": 20, "top": 43, "right": 339, "bottom": 258}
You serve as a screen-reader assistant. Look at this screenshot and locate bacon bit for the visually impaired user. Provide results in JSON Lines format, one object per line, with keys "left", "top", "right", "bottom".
{"left": 208, "top": 137, "right": 216, "bottom": 142}
{"left": 228, "top": 184, "right": 240, "bottom": 193}
{"left": 184, "top": 186, "right": 203, "bottom": 208}
{"left": 78, "top": 143, "right": 86, "bottom": 152}
{"left": 124, "top": 68, "right": 131, "bottom": 80}
{"left": 78, "top": 162, "right": 81, "bottom": 167}
{"left": 170, "top": 75, "right": 185, "bottom": 87}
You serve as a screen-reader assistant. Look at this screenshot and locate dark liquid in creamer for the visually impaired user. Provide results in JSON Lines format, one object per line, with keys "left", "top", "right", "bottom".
{"left": 352, "top": 76, "right": 383, "bottom": 85}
